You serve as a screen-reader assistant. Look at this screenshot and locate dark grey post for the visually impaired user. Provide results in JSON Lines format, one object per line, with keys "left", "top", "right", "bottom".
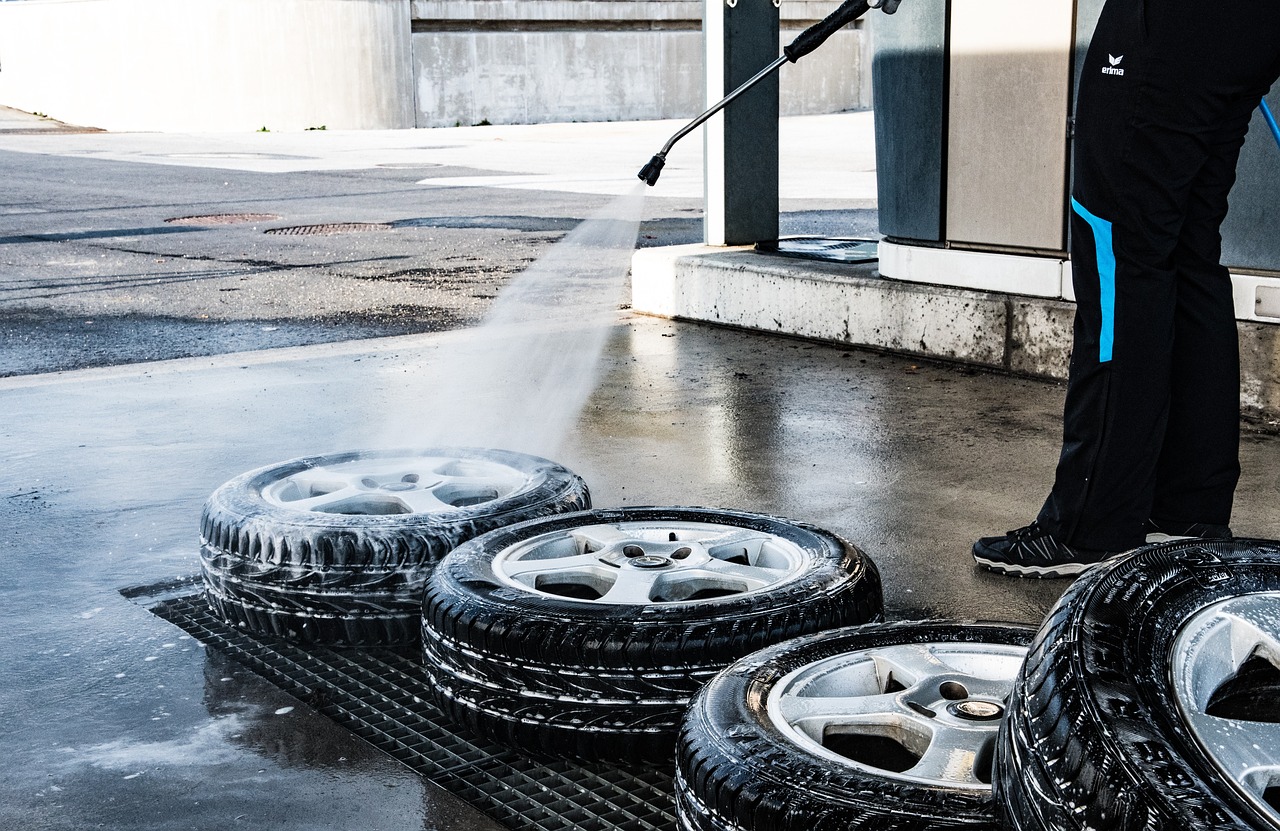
{"left": 704, "top": 0, "right": 780, "bottom": 246}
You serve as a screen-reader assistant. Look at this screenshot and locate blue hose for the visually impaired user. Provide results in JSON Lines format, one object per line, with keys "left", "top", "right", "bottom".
{"left": 1262, "top": 99, "right": 1280, "bottom": 151}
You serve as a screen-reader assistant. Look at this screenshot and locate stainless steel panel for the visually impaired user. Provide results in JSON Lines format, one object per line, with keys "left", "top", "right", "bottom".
{"left": 871, "top": 3, "right": 948, "bottom": 243}
{"left": 946, "top": 0, "right": 1074, "bottom": 252}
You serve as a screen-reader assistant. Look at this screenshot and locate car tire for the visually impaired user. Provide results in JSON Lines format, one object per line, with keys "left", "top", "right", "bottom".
{"left": 995, "top": 539, "right": 1280, "bottom": 831}
{"left": 199, "top": 447, "right": 590, "bottom": 646}
{"left": 420, "top": 506, "right": 884, "bottom": 763}
{"left": 675, "top": 620, "right": 1034, "bottom": 831}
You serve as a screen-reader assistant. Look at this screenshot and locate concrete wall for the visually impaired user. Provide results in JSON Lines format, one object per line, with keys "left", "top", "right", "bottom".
{"left": 0, "top": 0, "right": 866, "bottom": 131}
{"left": 0, "top": 0, "right": 414, "bottom": 132}
{"left": 410, "top": 0, "right": 869, "bottom": 127}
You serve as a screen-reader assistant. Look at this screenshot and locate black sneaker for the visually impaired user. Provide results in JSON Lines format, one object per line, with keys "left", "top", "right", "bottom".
{"left": 1143, "top": 518, "right": 1233, "bottom": 543}
{"left": 972, "top": 522, "right": 1121, "bottom": 578}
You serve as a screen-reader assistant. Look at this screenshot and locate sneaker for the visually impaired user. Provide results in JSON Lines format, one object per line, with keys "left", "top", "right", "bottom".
{"left": 1143, "top": 518, "right": 1233, "bottom": 543}
{"left": 972, "top": 521, "right": 1121, "bottom": 578}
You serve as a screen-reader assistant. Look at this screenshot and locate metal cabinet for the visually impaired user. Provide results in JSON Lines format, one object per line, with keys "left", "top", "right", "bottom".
{"left": 875, "top": 0, "right": 1279, "bottom": 275}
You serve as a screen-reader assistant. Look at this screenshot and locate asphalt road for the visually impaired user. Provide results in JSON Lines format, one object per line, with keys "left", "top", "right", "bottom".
{"left": 0, "top": 110, "right": 877, "bottom": 376}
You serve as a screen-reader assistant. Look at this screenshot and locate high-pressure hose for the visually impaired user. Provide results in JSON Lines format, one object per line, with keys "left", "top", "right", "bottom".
{"left": 638, "top": 0, "right": 900, "bottom": 186}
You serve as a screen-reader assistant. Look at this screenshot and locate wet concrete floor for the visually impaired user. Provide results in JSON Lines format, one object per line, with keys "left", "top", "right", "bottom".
{"left": 4, "top": 109, "right": 1280, "bottom": 829}
{"left": 6, "top": 314, "right": 1280, "bottom": 829}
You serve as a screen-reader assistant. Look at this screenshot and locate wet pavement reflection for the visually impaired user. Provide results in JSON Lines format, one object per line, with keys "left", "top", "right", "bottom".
{"left": 4, "top": 315, "right": 1280, "bottom": 828}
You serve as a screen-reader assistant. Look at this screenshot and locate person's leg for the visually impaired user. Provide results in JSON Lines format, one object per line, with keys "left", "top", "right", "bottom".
{"left": 977, "top": 0, "right": 1280, "bottom": 575}
{"left": 1153, "top": 42, "right": 1280, "bottom": 530}
{"left": 975, "top": 0, "right": 1170, "bottom": 576}
{"left": 1150, "top": 125, "right": 1249, "bottom": 530}
{"left": 1036, "top": 0, "right": 1184, "bottom": 553}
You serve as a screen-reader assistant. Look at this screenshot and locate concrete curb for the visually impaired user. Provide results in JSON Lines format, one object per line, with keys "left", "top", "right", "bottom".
{"left": 633, "top": 244, "right": 1074, "bottom": 377}
{"left": 632, "top": 244, "right": 1280, "bottom": 425}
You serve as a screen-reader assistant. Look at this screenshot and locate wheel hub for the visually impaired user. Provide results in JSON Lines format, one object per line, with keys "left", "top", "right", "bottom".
{"left": 948, "top": 700, "right": 1004, "bottom": 721}
{"left": 629, "top": 555, "right": 673, "bottom": 569}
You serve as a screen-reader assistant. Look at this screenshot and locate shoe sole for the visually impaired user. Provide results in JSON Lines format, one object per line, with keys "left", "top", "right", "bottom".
{"left": 1144, "top": 532, "right": 1200, "bottom": 544}
{"left": 972, "top": 555, "right": 1093, "bottom": 578}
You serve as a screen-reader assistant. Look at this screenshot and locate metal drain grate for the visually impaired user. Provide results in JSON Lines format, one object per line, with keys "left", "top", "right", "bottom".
{"left": 754, "top": 236, "right": 879, "bottom": 264}
{"left": 131, "top": 584, "right": 677, "bottom": 831}
{"left": 264, "top": 223, "right": 393, "bottom": 236}
{"left": 166, "top": 213, "right": 282, "bottom": 226}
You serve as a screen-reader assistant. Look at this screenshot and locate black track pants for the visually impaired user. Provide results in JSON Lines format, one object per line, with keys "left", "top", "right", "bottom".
{"left": 1037, "top": 0, "right": 1280, "bottom": 551}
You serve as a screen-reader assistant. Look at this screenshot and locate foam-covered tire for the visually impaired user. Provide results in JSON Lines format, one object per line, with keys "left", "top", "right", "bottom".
{"left": 421, "top": 506, "right": 883, "bottom": 763}
{"left": 995, "top": 539, "right": 1280, "bottom": 831}
{"left": 199, "top": 447, "right": 589, "bottom": 646}
{"left": 202, "top": 578, "right": 423, "bottom": 646}
{"left": 676, "top": 621, "right": 1033, "bottom": 831}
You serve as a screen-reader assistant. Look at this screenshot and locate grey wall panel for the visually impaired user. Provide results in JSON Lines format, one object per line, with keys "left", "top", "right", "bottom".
{"left": 872, "top": 3, "right": 947, "bottom": 243}
{"left": 1222, "top": 88, "right": 1280, "bottom": 272}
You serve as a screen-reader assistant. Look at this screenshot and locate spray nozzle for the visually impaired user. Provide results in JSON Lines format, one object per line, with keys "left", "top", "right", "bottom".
{"left": 638, "top": 153, "right": 667, "bottom": 186}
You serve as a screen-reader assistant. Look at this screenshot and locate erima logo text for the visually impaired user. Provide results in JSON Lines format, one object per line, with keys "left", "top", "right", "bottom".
{"left": 1102, "top": 54, "right": 1125, "bottom": 75}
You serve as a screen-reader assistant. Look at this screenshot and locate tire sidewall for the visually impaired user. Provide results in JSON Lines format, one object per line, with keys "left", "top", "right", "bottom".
{"left": 1072, "top": 540, "right": 1280, "bottom": 829}
{"left": 422, "top": 506, "right": 882, "bottom": 675}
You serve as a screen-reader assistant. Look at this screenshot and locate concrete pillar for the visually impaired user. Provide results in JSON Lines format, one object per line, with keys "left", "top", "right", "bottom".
{"left": 704, "top": 0, "right": 780, "bottom": 246}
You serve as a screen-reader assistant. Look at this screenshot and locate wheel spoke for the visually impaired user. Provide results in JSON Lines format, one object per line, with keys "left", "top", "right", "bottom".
{"left": 500, "top": 552, "right": 611, "bottom": 581}
{"left": 702, "top": 528, "right": 772, "bottom": 557}
{"left": 1220, "top": 608, "right": 1280, "bottom": 670}
{"left": 569, "top": 525, "right": 636, "bottom": 553}
{"left": 287, "top": 484, "right": 367, "bottom": 512}
{"left": 395, "top": 487, "right": 464, "bottom": 514}
{"left": 905, "top": 724, "right": 988, "bottom": 786}
{"left": 948, "top": 676, "right": 1016, "bottom": 702}
{"left": 775, "top": 691, "right": 912, "bottom": 727}
{"left": 692, "top": 558, "right": 788, "bottom": 589}
{"left": 873, "top": 645, "right": 957, "bottom": 685}
{"left": 434, "top": 472, "right": 523, "bottom": 493}
{"left": 1173, "top": 594, "right": 1280, "bottom": 822}
{"left": 598, "top": 569, "right": 663, "bottom": 604}
{"left": 282, "top": 468, "right": 362, "bottom": 494}
{"left": 328, "top": 461, "right": 422, "bottom": 482}
{"left": 1185, "top": 711, "right": 1280, "bottom": 787}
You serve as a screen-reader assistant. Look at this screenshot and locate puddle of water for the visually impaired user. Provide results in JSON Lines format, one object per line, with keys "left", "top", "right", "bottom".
{"left": 381, "top": 182, "right": 647, "bottom": 455}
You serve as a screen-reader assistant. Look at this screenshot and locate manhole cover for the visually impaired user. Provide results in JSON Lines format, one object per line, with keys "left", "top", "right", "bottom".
{"left": 165, "top": 213, "right": 281, "bottom": 226}
{"left": 264, "top": 223, "right": 393, "bottom": 236}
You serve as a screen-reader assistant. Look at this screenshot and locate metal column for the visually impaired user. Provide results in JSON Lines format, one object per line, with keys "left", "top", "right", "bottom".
{"left": 704, "top": 0, "right": 780, "bottom": 246}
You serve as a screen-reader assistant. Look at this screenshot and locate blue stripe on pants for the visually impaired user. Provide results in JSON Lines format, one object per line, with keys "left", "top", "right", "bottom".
{"left": 1071, "top": 197, "right": 1116, "bottom": 363}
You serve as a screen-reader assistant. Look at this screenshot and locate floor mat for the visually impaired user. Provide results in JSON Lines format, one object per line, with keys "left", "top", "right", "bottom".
{"left": 123, "top": 579, "right": 677, "bottom": 831}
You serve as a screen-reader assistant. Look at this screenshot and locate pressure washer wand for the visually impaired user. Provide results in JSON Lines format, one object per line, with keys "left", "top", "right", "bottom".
{"left": 638, "top": 0, "right": 882, "bottom": 186}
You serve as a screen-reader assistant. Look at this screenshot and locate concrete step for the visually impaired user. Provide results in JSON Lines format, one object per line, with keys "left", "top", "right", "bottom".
{"left": 632, "top": 243, "right": 1280, "bottom": 426}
